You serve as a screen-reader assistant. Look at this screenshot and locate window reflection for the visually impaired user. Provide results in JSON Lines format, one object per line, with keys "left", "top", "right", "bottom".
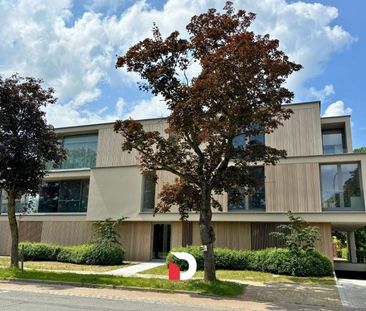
{"left": 0, "top": 180, "right": 89, "bottom": 214}
{"left": 228, "top": 166, "right": 265, "bottom": 211}
{"left": 321, "top": 163, "right": 364, "bottom": 210}
{"left": 322, "top": 129, "right": 346, "bottom": 154}
{"left": 48, "top": 134, "right": 98, "bottom": 170}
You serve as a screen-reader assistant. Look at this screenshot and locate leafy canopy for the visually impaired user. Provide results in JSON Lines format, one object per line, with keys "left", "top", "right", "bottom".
{"left": 115, "top": 2, "right": 302, "bottom": 219}
{"left": 0, "top": 74, "right": 66, "bottom": 198}
{"left": 271, "top": 212, "right": 320, "bottom": 252}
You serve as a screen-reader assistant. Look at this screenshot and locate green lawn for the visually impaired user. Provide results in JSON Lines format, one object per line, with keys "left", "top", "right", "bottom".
{"left": 0, "top": 257, "right": 129, "bottom": 272}
{"left": 141, "top": 265, "right": 335, "bottom": 286}
{"left": 0, "top": 268, "right": 244, "bottom": 297}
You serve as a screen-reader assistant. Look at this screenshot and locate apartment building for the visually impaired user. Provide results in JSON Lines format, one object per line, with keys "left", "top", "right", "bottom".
{"left": 0, "top": 101, "right": 365, "bottom": 264}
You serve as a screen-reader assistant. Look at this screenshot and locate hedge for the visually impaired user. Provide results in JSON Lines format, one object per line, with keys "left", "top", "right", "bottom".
{"left": 167, "top": 246, "right": 333, "bottom": 277}
{"left": 19, "top": 242, "right": 125, "bottom": 265}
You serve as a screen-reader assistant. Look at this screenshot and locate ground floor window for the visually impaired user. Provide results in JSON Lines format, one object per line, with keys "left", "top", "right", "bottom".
{"left": 0, "top": 179, "right": 89, "bottom": 214}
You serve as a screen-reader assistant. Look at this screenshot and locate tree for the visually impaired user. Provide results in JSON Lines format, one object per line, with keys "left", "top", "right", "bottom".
{"left": 115, "top": 2, "right": 301, "bottom": 281}
{"left": 93, "top": 217, "right": 126, "bottom": 247}
{"left": 354, "top": 147, "right": 366, "bottom": 153}
{"left": 270, "top": 212, "right": 320, "bottom": 252}
{"left": 0, "top": 74, "right": 66, "bottom": 268}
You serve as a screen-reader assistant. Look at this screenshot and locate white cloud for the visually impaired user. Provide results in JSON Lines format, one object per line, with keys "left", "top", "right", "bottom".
{"left": 308, "top": 84, "right": 335, "bottom": 102}
{"left": 0, "top": 0, "right": 355, "bottom": 127}
{"left": 323, "top": 100, "right": 352, "bottom": 117}
{"left": 124, "top": 96, "right": 169, "bottom": 120}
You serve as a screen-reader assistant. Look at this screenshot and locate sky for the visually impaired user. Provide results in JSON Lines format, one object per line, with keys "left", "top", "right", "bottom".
{"left": 0, "top": 0, "right": 365, "bottom": 147}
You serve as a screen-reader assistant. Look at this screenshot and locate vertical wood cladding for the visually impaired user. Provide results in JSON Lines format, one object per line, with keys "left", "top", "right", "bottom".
{"left": 0, "top": 222, "right": 11, "bottom": 255}
{"left": 251, "top": 222, "right": 333, "bottom": 259}
{"left": 19, "top": 221, "right": 42, "bottom": 242}
{"left": 182, "top": 221, "right": 193, "bottom": 246}
{"left": 96, "top": 120, "right": 168, "bottom": 168}
{"left": 171, "top": 222, "right": 183, "bottom": 248}
{"left": 192, "top": 222, "right": 251, "bottom": 250}
{"left": 118, "top": 222, "right": 152, "bottom": 261}
{"left": 251, "top": 223, "right": 286, "bottom": 250}
{"left": 265, "top": 163, "right": 322, "bottom": 213}
{"left": 265, "top": 105, "right": 322, "bottom": 157}
{"left": 41, "top": 221, "right": 93, "bottom": 246}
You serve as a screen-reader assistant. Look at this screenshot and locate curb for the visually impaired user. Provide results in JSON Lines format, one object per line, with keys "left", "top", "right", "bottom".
{"left": 0, "top": 278, "right": 242, "bottom": 298}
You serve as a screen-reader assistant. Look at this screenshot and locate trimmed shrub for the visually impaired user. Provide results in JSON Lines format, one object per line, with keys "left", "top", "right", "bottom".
{"left": 167, "top": 246, "right": 333, "bottom": 277}
{"left": 57, "top": 244, "right": 125, "bottom": 265}
{"left": 19, "top": 242, "right": 61, "bottom": 261}
{"left": 19, "top": 242, "right": 125, "bottom": 265}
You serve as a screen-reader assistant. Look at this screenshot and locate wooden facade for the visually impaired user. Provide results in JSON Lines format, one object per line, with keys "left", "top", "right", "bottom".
{"left": 265, "top": 163, "right": 322, "bottom": 213}
{"left": 265, "top": 103, "right": 323, "bottom": 157}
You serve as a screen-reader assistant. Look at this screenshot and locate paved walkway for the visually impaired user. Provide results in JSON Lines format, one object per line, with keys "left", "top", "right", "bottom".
{"left": 337, "top": 278, "right": 366, "bottom": 309}
{"left": 105, "top": 261, "right": 164, "bottom": 276}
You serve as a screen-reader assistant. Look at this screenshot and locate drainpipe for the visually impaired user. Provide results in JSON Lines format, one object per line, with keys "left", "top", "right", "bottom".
{"left": 348, "top": 231, "right": 357, "bottom": 264}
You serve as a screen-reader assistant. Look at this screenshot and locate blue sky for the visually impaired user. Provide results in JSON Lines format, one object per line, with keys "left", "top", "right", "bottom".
{"left": 0, "top": 0, "right": 365, "bottom": 147}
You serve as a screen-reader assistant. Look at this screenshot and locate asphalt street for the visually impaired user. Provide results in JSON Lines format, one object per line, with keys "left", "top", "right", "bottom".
{"left": 0, "top": 289, "right": 224, "bottom": 311}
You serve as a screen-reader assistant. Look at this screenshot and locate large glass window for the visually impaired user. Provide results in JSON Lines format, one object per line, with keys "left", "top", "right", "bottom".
{"left": 321, "top": 163, "right": 364, "bottom": 210}
{"left": 322, "top": 129, "right": 346, "bottom": 154}
{"left": 0, "top": 191, "right": 38, "bottom": 214}
{"left": 39, "top": 180, "right": 89, "bottom": 213}
{"left": 228, "top": 167, "right": 265, "bottom": 211}
{"left": 0, "top": 179, "right": 89, "bottom": 214}
{"left": 142, "top": 173, "right": 156, "bottom": 211}
{"left": 49, "top": 134, "right": 98, "bottom": 170}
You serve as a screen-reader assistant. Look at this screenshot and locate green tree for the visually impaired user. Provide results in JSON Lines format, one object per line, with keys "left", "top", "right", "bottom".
{"left": 354, "top": 147, "right": 366, "bottom": 153}
{"left": 0, "top": 74, "right": 66, "bottom": 268}
{"left": 115, "top": 2, "right": 301, "bottom": 281}
{"left": 271, "top": 212, "right": 320, "bottom": 252}
{"left": 93, "top": 218, "right": 126, "bottom": 247}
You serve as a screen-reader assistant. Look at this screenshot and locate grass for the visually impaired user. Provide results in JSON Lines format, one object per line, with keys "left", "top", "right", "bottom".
{"left": 141, "top": 265, "right": 336, "bottom": 286}
{"left": 0, "top": 256, "right": 129, "bottom": 272}
{"left": 0, "top": 268, "right": 244, "bottom": 297}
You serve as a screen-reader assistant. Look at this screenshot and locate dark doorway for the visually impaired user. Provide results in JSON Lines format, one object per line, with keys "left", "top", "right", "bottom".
{"left": 152, "top": 224, "right": 171, "bottom": 260}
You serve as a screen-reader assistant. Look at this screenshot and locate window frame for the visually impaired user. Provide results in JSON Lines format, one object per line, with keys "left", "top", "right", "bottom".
{"left": 321, "top": 128, "right": 347, "bottom": 155}
{"left": 47, "top": 133, "right": 98, "bottom": 171}
{"left": 320, "top": 162, "right": 365, "bottom": 212}
{"left": 140, "top": 172, "right": 157, "bottom": 212}
{"left": 227, "top": 166, "right": 266, "bottom": 212}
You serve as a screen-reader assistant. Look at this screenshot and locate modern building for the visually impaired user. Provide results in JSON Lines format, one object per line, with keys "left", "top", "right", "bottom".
{"left": 0, "top": 101, "right": 365, "bottom": 265}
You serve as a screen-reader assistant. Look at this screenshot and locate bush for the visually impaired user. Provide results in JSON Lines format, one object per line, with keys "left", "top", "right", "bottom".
{"left": 57, "top": 244, "right": 125, "bottom": 265}
{"left": 19, "top": 242, "right": 61, "bottom": 261}
{"left": 167, "top": 246, "right": 333, "bottom": 277}
{"left": 19, "top": 242, "right": 125, "bottom": 265}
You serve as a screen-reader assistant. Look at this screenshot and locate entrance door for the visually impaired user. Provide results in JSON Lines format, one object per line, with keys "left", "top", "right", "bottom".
{"left": 152, "top": 224, "right": 171, "bottom": 260}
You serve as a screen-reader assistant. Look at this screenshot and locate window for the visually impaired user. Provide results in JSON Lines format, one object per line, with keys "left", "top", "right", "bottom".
{"left": 48, "top": 134, "right": 98, "bottom": 170}
{"left": 232, "top": 129, "right": 265, "bottom": 149}
{"left": 322, "top": 129, "right": 346, "bottom": 154}
{"left": 142, "top": 172, "right": 156, "bottom": 211}
{"left": 1, "top": 180, "right": 89, "bottom": 214}
{"left": 38, "top": 180, "right": 89, "bottom": 213}
{"left": 228, "top": 166, "right": 265, "bottom": 211}
{"left": 0, "top": 191, "right": 38, "bottom": 214}
{"left": 321, "top": 163, "right": 364, "bottom": 211}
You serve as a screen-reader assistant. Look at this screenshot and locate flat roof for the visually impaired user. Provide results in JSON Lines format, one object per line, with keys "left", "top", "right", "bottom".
{"left": 54, "top": 100, "right": 322, "bottom": 130}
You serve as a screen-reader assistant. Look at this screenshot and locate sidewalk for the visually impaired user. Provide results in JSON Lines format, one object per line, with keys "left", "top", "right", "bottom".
{"left": 105, "top": 262, "right": 164, "bottom": 276}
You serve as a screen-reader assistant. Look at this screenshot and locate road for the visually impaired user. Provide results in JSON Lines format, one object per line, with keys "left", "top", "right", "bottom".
{"left": 0, "top": 280, "right": 358, "bottom": 311}
{"left": 0, "top": 289, "right": 220, "bottom": 311}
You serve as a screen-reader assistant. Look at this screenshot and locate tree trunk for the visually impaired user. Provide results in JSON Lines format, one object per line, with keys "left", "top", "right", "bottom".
{"left": 7, "top": 191, "right": 19, "bottom": 269}
{"left": 199, "top": 188, "right": 216, "bottom": 282}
